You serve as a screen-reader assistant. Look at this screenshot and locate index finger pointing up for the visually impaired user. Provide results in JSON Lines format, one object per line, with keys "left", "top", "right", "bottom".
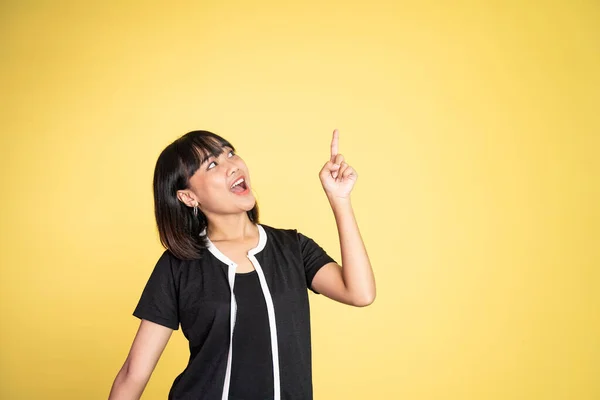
{"left": 330, "top": 129, "right": 339, "bottom": 162}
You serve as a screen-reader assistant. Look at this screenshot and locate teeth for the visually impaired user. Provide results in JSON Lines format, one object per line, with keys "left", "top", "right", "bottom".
{"left": 231, "top": 178, "right": 244, "bottom": 188}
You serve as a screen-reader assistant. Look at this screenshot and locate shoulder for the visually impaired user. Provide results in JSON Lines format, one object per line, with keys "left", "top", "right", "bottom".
{"left": 259, "top": 223, "right": 304, "bottom": 247}
{"left": 155, "top": 248, "right": 206, "bottom": 272}
{"left": 259, "top": 223, "right": 298, "bottom": 237}
{"left": 259, "top": 223, "right": 319, "bottom": 242}
{"left": 150, "top": 249, "right": 180, "bottom": 274}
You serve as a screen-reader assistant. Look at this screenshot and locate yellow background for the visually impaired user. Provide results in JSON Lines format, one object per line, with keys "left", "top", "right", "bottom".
{"left": 1, "top": 1, "right": 598, "bottom": 399}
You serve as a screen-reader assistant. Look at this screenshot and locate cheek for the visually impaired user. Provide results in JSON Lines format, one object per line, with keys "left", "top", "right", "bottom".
{"left": 239, "top": 161, "right": 250, "bottom": 176}
{"left": 192, "top": 176, "right": 222, "bottom": 203}
{"left": 204, "top": 176, "right": 225, "bottom": 194}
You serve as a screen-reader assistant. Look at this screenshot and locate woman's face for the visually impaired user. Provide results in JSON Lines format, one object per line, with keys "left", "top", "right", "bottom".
{"left": 185, "top": 145, "right": 255, "bottom": 216}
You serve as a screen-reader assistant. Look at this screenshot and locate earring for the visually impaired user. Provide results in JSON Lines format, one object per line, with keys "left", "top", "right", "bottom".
{"left": 193, "top": 201, "right": 199, "bottom": 217}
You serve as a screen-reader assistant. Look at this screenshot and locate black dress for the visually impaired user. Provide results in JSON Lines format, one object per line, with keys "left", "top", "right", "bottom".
{"left": 133, "top": 223, "right": 336, "bottom": 400}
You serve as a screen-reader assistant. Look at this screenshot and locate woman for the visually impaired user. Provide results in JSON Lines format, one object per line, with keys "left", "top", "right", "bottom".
{"left": 108, "top": 129, "right": 375, "bottom": 400}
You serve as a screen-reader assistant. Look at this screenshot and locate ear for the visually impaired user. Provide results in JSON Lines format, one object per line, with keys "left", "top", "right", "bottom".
{"left": 176, "top": 190, "right": 198, "bottom": 208}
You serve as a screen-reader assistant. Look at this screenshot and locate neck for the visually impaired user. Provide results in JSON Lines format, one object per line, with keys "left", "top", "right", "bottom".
{"left": 205, "top": 212, "right": 257, "bottom": 242}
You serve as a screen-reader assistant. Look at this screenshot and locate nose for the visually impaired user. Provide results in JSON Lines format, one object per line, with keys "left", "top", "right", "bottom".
{"left": 225, "top": 158, "right": 239, "bottom": 176}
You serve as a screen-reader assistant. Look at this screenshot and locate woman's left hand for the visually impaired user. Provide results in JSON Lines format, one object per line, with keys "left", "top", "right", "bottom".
{"left": 319, "top": 129, "right": 358, "bottom": 200}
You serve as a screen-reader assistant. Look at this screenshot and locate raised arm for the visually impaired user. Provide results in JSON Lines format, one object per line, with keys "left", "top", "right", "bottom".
{"left": 108, "top": 319, "right": 173, "bottom": 400}
{"left": 311, "top": 129, "right": 376, "bottom": 307}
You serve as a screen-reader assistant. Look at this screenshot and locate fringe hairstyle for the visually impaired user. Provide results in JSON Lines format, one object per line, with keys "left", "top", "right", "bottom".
{"left": 152, "top": 130, "right": 259, "bottom": 260}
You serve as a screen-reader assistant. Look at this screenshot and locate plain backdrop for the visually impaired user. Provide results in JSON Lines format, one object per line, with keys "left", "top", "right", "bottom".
{"left": 1, "top": 1, "right": 598, "bottom": 399}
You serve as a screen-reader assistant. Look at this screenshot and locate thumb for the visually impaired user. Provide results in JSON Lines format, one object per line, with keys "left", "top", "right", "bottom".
{"left": 321, "top": 161, "right": 338, "bottom": 177}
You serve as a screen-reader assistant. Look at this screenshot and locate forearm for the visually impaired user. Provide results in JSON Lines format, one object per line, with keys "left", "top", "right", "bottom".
{"left": 328, "top": 195, "right": 376, "bottom": 306}
{"left": 108, "top": 363, "right": 148, "bottom": 400}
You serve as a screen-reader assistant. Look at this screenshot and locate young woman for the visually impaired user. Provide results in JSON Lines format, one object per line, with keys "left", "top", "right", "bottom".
{"left": 108, "top": 129, "right": 375, "bottom": 400}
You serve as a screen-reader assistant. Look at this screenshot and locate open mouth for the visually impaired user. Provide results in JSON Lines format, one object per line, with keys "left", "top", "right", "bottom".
{"left": 230, "top": 177, "right": 248, "bottom": 194}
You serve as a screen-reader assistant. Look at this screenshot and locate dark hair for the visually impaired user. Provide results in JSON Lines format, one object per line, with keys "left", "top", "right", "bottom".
{"left": 153, "top": 130, "right": 259, "bottom": 260}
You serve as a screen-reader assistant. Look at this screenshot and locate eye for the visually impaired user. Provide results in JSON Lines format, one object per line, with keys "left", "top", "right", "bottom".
{"left": 207, "top": 150, "right": 235, "bottom": 170}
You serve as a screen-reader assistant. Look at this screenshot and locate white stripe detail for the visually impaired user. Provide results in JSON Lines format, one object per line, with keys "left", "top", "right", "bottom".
{"left": 248, "top": 252, "right": 281, "bottom": 400}
{"left": 203, "top": 224, "right": 279, "bottom": 400}
{"left": 220, "top": 263, "right": 237, "bottom": 400}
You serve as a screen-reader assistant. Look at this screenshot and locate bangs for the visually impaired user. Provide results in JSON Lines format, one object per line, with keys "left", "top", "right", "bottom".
{"left": 175, "top": 131, "right": 235, "bottom": 180}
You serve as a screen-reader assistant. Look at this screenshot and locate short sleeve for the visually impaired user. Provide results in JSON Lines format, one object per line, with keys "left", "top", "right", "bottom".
{"left": 296, "top": 231, "right": 337, "bottom": 294}
{"left": 132, "top": 250, "right": 180, "bottom": 330}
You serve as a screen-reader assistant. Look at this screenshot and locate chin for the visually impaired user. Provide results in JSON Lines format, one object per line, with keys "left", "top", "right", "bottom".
{"left": 242, "top": 197, "right": 257, "bottom": 211}
{"left": 229, "top": 192, "right": 255, "bottom": 210}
